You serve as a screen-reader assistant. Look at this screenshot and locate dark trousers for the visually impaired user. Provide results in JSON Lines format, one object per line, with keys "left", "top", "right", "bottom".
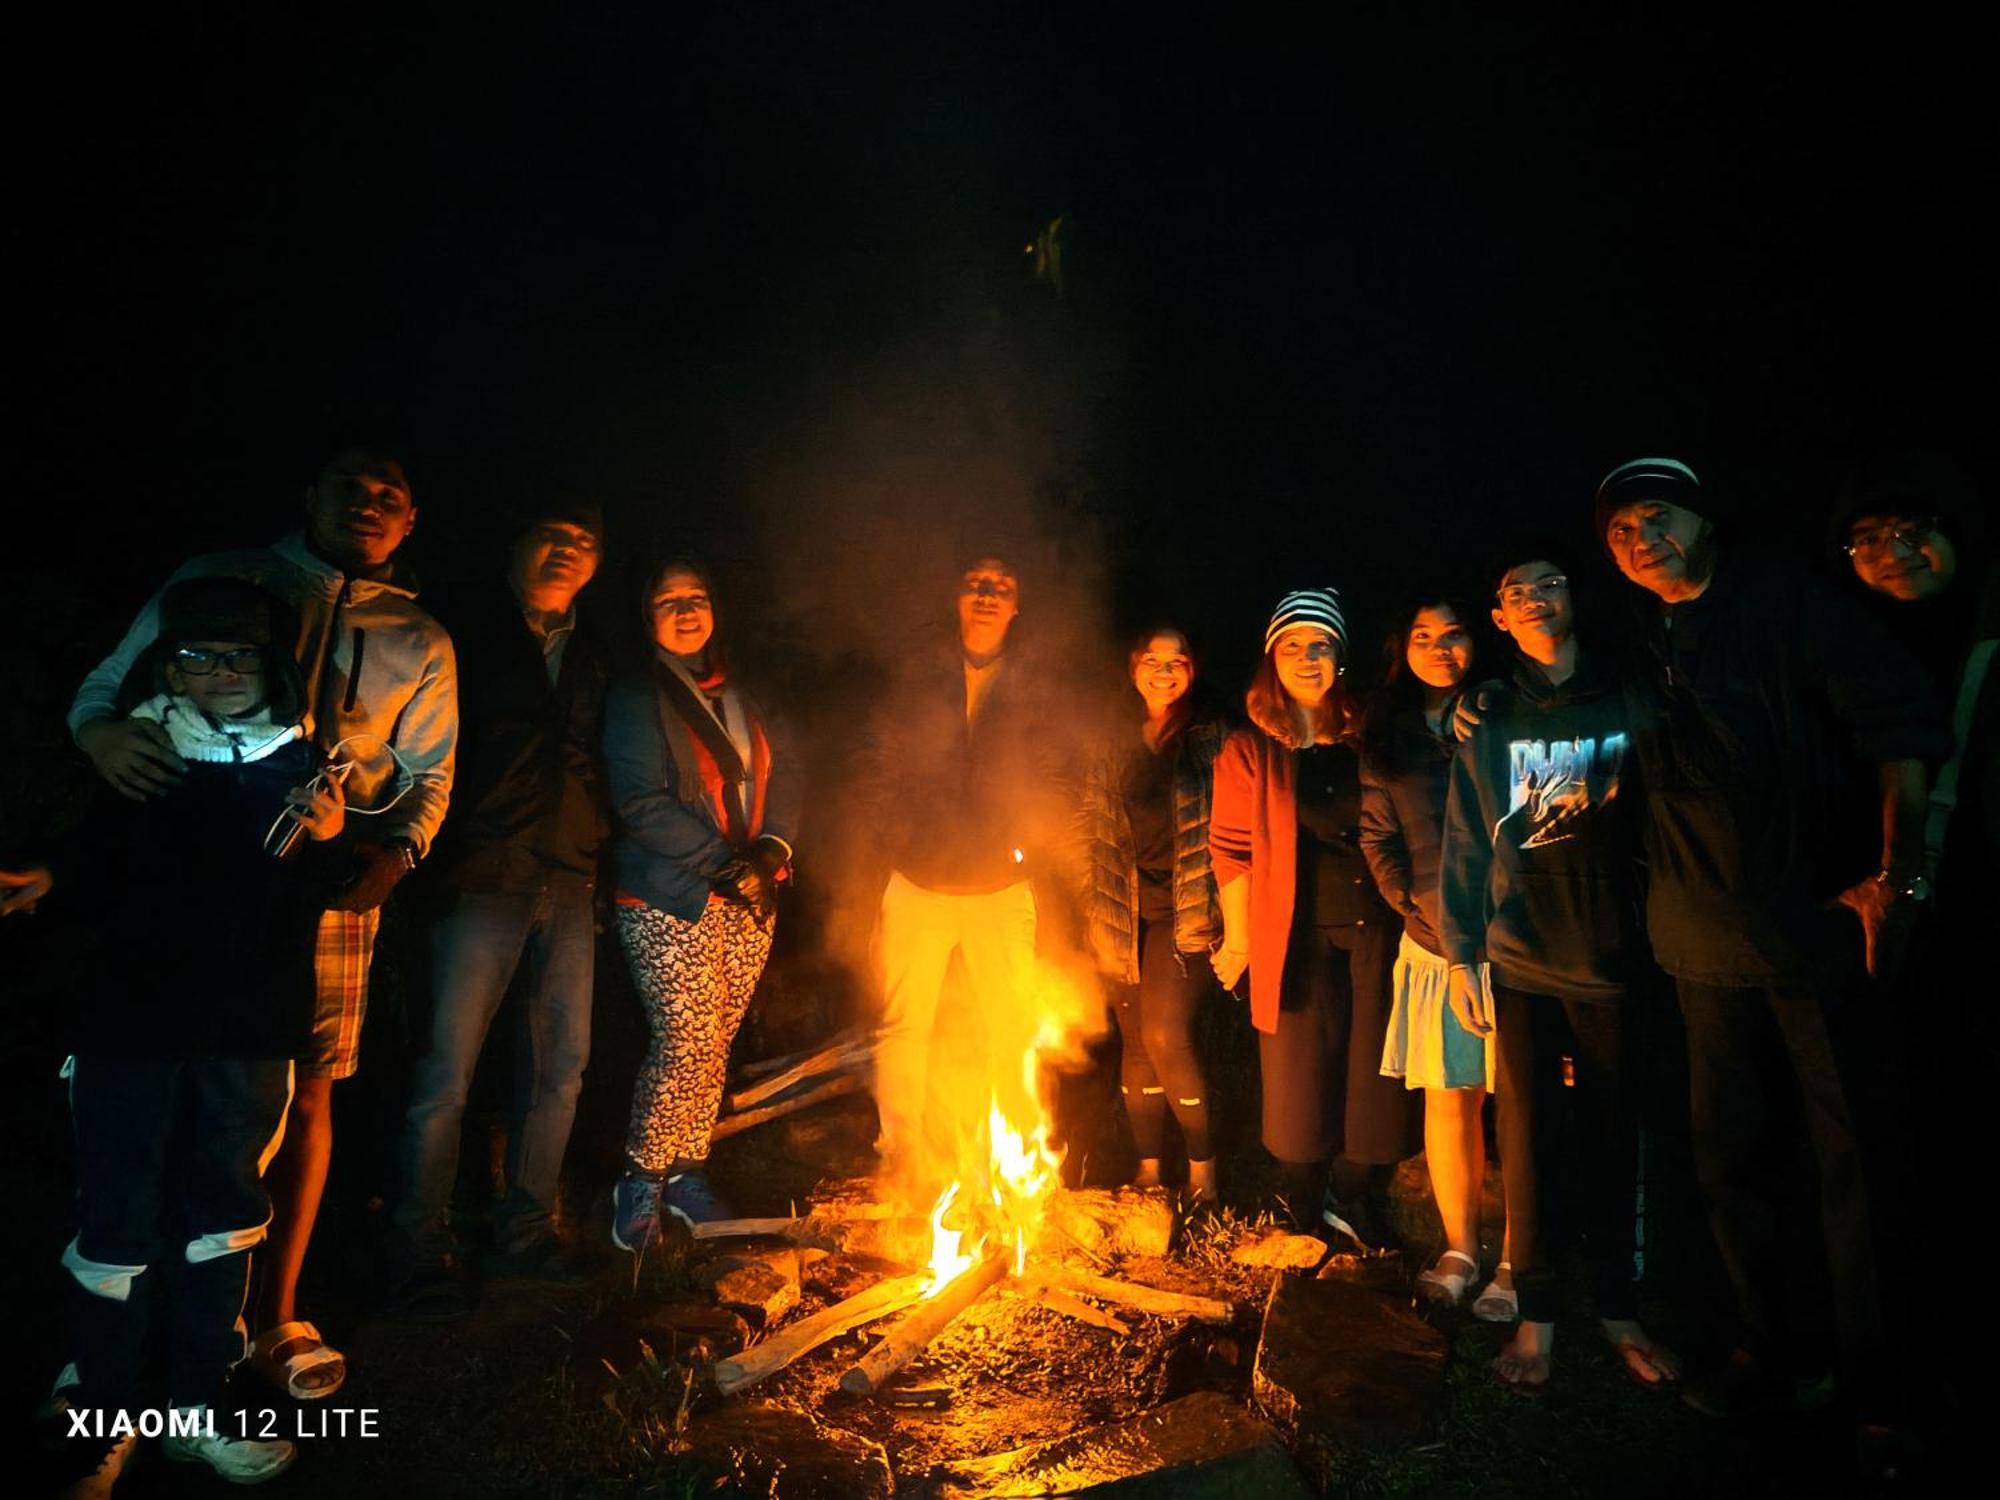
{"left": 1260, "top": 919, "right": 1413, "bottom": 1165}
{"left": 65, "top": 1054, "right": 293, "bottom": 1413}
{"left": 1113, "top": 919, "right": 1213, "bottom": 1161}
{"left": 1491, "top": 986, "right": 1639, "bottom": 1326}
{"left": 1676, "top": 979, "right": 1890, "bottom": 1413}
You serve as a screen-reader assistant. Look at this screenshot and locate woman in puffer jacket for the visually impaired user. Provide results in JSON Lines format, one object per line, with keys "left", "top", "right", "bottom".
{"left": 1076, "top": 627, "right": 1225, "bottom": 1204}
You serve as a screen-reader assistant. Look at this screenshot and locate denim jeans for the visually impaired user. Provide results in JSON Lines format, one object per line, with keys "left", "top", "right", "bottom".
{"left": 395, "top": 871, "right": 594, "bottom": 1257}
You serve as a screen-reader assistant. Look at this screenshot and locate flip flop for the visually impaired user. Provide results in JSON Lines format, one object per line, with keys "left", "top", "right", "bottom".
{"left": 248, "top": 1319, "right": 347, "bottom": 1400}
{"left": 1472, "top": 1262, "right": 1518, "bottom": 1323}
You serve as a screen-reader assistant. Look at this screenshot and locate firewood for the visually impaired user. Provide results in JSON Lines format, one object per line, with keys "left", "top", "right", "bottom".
{"left": 736, "top": 1029, "right": 860, "bottom": 1081}
{"left": 710, "top": 1271, "right": 931, "bottom": 1397}
{"left": 689, "top": 1217, "right": 804, "bottom": 1242}
{"left": 1001, "top": 1283, "right": 1130, "bottom": 1335}
{"left": 1029, "top": 1266, "right": 1232, "bottom": 1326}
{"left": 725, "top": 1038, "right": 875, "bottom": 1113}
{"left": 709, "top": 1074, "right": 865, "bottom": 1141}
{"left": 838, "top": 1251, "right": 1011, "bottom": 1396}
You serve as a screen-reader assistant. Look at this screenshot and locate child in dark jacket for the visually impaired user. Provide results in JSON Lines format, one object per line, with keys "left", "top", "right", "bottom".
{"left": 1439, "top": 542, "right": 1680, "bottom": 1397}
{"left": 53, "top": 578, "right": 344, "bottom": 1494}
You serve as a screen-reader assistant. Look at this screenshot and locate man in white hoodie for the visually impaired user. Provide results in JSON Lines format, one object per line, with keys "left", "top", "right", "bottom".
{"left": 69, "top": 444, "right": 457, "bottom": 1404}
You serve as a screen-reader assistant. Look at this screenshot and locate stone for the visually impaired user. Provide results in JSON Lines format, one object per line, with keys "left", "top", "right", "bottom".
{"left": 1043, "top": 1187, "right": 1176, "bottom": 1258}
{"left": 676, "top": 1401, "right": 892, "bottom": 1499}
{"left": 632, "top": 1299, "right": 752, "bottom": 1361}
{"left": 928, "top": 1390, "right": 1308, "bottom": 1498}
{"left": 709, "top": 1261, "right": 800, "bottom": 1324}
{"left": 1229, "top": 1230, "right": 1328, "bottom": 1271}
{"left": 1251, "top": 1273, "right": 1448, "bottom": 1443}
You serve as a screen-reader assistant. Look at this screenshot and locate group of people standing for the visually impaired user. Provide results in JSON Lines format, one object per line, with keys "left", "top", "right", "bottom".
{"left": 7, "top": 442, "right": 1991, "bottom": 1493}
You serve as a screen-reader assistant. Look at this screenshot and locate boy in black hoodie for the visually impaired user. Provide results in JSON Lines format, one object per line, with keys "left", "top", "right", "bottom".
{"left": 1440, "top": 539, "right": 1679, "bottom": 1396}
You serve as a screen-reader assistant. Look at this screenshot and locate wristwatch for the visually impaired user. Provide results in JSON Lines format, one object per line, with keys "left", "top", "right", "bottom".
{"left": 1877, "top": 867, "right": 1930, "bottom": 903}
{"left": 390, "top": 838, "right": 420, "bottom": 872}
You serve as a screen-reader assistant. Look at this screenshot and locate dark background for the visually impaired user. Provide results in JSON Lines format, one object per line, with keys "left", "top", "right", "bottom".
{"left": 15, "top": 4, "right": 1992, "bottom": 688}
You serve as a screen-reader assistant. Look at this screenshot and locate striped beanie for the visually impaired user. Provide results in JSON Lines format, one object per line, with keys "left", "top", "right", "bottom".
{"left": 1263, "top": 587, "right": 1347, "bottom": 659}
{"left": 1592, "top": 456, "right": 1705, "bottom": 543}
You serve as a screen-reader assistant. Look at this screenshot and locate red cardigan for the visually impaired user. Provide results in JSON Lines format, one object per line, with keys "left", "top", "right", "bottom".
{"left": 1208, "top": 725, "right": 1298, "bottom": 1034}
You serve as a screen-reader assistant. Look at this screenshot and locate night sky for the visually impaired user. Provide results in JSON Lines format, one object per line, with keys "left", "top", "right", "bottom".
{"left": 20, "top": 5, "right": 1992, "bottom": 691}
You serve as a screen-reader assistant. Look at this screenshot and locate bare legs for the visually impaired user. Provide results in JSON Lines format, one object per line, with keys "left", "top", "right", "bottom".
{"left": 1424, "top": 1085, "right": 1487, "bottom": 1262}
{"left": 255, "top": 1073, "right": 339, "bottom": 1390}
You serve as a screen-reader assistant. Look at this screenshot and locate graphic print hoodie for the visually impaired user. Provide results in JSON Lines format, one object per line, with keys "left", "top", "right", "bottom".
{"left": 1439, "top": 650, "right": 1646, "bottom": 1002}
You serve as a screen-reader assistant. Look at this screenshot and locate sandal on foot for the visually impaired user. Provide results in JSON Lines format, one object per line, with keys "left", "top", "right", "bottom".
{"left": 249, "top": 1319, "right": 347, "bottom": 1400}
{"left": 1415, "top": 1249, "right": 1480, "bottom": 1308}
{"left": 1472, "top": 1262, "right": 1518, "bottom": 1323}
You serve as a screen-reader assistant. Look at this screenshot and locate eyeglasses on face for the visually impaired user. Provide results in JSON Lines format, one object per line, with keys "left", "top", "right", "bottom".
{"left": 1496, "top": 576, "right": 1569, "bottom": 608}
{"left": 1844, "top": 519, "right": 1937, "bottom": 559}
{"left": 172, "top": 647, "right": 264, "bottom": 676}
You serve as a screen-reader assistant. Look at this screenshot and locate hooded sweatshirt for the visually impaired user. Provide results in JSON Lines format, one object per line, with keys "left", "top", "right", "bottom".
{"left": 68, "top": 532, "right": 457, "bottom": 854}
{"left": 1439, "top": 649, "right": 1647, "bottom": 1002}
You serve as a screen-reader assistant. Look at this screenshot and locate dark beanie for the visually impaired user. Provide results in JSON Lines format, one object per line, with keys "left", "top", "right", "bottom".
{"left": 1592, "top": 456, "right": 1706, "bottom": 544}
{"left": 156, "top": 577, "right": 295, "bottom": 650}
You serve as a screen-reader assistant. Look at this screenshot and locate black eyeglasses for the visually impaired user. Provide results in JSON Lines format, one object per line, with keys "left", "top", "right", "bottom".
{"left": 1844, "top": 519, "right": 1937, "bottom": 559}
{"left": 173, "top": 647, "right": 264, "bottom": 676}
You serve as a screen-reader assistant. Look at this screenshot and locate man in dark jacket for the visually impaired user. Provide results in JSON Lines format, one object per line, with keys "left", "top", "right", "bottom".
{"left": 389, "top": 500, "right": 610, "bottom": 1311}
{"left": 1440, "top": 539, "right": 1678, "bottom": 1393}
{"left": 856, "top": 555, "right": 1068, "bottom": 1179}
{"left": 1594, "top": 456, "right": 1950, "bottom": 1427}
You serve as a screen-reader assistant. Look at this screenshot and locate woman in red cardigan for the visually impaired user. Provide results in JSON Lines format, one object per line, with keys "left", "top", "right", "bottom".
{"left": 1210, "top": 589, "right": 1417, "bottom": 1240}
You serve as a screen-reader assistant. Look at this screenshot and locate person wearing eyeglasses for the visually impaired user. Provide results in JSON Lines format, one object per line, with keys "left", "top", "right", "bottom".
{"left": 1594, "top": 456, "right": 1949, "bottom": 1437}
{"left": 1827, "top": 451, "right": 1997, "bottom": 1428}
{"left": 1210, "top": 588, "right": 1416, "bottom": 1246}
{"left": 65, "top": 441, "right": 459, "bottom": 1408}
{"left": 49, "top": 578, "right": 345, "bottom": 1492}
{"left": 1437, "top": 539, "right": 1677, "bottom": 1395}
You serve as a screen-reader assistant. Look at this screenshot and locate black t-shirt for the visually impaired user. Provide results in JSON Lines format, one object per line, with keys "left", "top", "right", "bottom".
{"left": 1124, "top": 743, "right": 1177, "bottom": 923}
{"left": 1295, "top": 742, "right": 1381, "bottom": 928}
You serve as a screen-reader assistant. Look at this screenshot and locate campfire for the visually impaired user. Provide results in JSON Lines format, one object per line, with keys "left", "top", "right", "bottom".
{"left": 694, "top": 965, "right": 1235, "bottom": 1402}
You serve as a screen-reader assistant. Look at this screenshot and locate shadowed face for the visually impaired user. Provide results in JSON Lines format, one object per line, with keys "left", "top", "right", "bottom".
{"left": 650, "top": 567, "right": 715, "bottom": 659}
{"left": 164, "top": 639, "right": 268, "bottom": 719}
{"left": 512, "top": 519, "right": 601, "bottom": 607}
{"left": 958, "top": 558, "right": 1020, "bottom": 658}
{"left": 305, "top": 450, "right": 416, "bottom": 572}
{"left": 1604, "top": 499, "right": 1708, "bottom": 599}
{"left": 1405, "top": 605, "right": 1473, "bottom": 690}
{"left": 1131, "top": 631, "right": 1193, "bottom": 714}
{"left": 1846, "top": 513, "right": 1957, "bottom": 602}
{"left": 1272, "top": 626, "right": 1337, "bottom": 706}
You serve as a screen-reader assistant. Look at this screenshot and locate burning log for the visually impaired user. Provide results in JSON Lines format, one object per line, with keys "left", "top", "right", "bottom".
{"left": 710, "top": 1271, "right": 932, "bottom": 1397}
{"left": 838, "top": 1250, "right": 1012, "bottom": 1397}
{"left": 1028, "top": 1266, "right": 1233, "bottom": 1326}
{"left": 726, "top": 1035, "right": 875, "bottom": 1113}
{"left": 1001, "top": 1283, "right": 1131, "bottom": 1335}
{"left": 709, "top": 1074, "right": 865, "bottom": 1142}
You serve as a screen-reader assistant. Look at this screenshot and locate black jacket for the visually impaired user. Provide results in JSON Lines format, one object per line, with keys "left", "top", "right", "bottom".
{"left": 426, "top": 585, "right": 610, "bottom": 891}
{"left": 1440, "top": 650, "right": 1647, "bottom": 1003}
{"left": 853, "top": 642, "right": 1070, "bottom": 893}
{"left": 1358, "top": 711, "right": 1455, "bottom": 957}
{"left": 74, "top": 740, "right": 325, "bottom": 1058}
{"left": 1624, "top": 551, "right": 1951, "bottom": 985}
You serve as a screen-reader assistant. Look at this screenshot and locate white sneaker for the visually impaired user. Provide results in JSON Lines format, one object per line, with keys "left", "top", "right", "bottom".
{"left": 57, "top": 1431, "right": 135, "bottom": 1500}
{"left": 161, "top": 1407, "right": 297, "bottom": 1484}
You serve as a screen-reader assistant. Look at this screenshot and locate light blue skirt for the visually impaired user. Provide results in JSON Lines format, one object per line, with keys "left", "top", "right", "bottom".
{"left": 1379, "top": 931, "right": 1496, "bottom": 1092}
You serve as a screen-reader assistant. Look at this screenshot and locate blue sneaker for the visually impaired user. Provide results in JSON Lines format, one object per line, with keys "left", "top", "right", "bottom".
{"left": 661, "top": 1167, "right": 735, "bottom": 1227}
{"left": 611, "top": 1171, "right": 665, "bottom": 1252}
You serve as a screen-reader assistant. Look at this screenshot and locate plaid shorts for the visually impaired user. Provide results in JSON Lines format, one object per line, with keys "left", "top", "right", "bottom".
{"left": 307, "top": 908, "right": 381, "bottom": 1080}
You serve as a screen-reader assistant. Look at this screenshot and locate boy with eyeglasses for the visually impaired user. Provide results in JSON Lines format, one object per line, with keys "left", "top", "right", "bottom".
{"left": 1438, "top": 536, "right": 1678, "bottom": 1394}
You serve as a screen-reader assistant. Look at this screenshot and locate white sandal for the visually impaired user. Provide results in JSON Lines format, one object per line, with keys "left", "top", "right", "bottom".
{"left": 1472, "top": 1262, "right": 1519, "bottom": 1323}
{"left": 1415, "top": 1249, "right": 1480, "bottom": 1307}
{"left": 248, "top": 1319, "right": 347, "bottom": 1400}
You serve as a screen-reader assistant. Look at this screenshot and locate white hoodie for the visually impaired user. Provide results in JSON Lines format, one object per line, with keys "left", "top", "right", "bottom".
{"left": 70, "top": 533, "right": 457, "bottom": 854}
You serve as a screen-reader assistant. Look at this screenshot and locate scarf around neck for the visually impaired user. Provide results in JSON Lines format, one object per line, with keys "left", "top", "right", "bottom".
{"left": 129, "top": 693, "right": 305, "bottom": 765}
